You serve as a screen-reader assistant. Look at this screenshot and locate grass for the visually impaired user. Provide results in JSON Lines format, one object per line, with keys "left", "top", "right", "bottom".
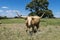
{"left": 41, "top": 18, "right": 60, "bottom": 26}
{"left": 0, "top": 18, "right": 60, "bottom": 40}
{"left": 1, "top": 18, "right": 60, "bottom": 26}
{"left": 0, "top": 18, "right": 25, "bottom": 24}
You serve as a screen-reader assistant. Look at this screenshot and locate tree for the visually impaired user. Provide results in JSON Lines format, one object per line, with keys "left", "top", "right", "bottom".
{"left": 0, "top": 16, "right": 8, "bottom": 19}
{"left": 26, "top": 0, "right": 54, "bottom": 18}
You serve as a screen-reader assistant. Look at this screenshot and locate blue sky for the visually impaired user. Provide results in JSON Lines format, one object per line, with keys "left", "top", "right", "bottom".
{"left": 0, "top": 0, "right": 60, "bottom": 18}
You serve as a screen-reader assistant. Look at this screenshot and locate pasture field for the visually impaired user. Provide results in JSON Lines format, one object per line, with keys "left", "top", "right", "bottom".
{"left": 0, "top": 18, "right": 60, "bottom": 40}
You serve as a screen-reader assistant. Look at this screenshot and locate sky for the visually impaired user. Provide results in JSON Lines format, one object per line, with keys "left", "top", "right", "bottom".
{"left": 0, "top": 0, "right": 60, "bottom": 18}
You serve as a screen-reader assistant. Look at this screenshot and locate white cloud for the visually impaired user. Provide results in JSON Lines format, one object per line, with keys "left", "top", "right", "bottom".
{"left": 6, "top": 10, "right": 21, "bottom": 16}
{"left": 6, "top": 10, "right": 13, "bottom": 13}
{"left": 0, "top": 10, "right": 3, "bottom": 12}
{"left": 54, "top": 11, "right": 60, "bottom": 18}
{"left": 0, "top": 10, "right": 21, "bottom": 17}
{"left": 6, "top": 10, "right": 21, "bottom": 14}
{"left": 5, "top": 10, "right": 20, "bottom": 17}
{"left": 1, "top": 6, "right": 8, "bottom": 9}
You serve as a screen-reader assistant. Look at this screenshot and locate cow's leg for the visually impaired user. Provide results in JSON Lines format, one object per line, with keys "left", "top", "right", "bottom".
{"left": 36, "top": 24, "right": 40, "bottom": 32}
{"left": 26, "top": 26, "right": 30, "bottom": 32}
{"left": 26, "top": 26, "right": 28, "bottom": 32}
{"left": 32, "top": 26, "right": 34, "bottom": 32}
{"left": 31, "top": 25, "right": 37, "bottom": 33}
{"left": 36, "top": 24, "right": 39, "bottom": 30}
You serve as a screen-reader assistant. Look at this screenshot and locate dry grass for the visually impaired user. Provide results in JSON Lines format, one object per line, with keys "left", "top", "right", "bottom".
{"left": 0, "top": 23, "right": 60, "bottom": 40}
{"left": 0, "top": 18, "right": 60, "bottom": 40}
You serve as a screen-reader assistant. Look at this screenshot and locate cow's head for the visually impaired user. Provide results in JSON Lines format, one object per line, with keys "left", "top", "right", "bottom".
{"left": 25, "top": 16, "right": 34, "bottom": 27}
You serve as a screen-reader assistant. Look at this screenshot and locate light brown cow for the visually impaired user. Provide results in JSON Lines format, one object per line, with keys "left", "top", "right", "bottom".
{"left": 25, "top": 16, "right": 40, "bottom": 33}
{"left": 16, "top": 11, "right": 45, "bottom": 33}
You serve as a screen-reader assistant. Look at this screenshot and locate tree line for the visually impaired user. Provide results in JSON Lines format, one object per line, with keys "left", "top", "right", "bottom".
{"left": 0, "top": 16, "right": 8, "bottom": 19}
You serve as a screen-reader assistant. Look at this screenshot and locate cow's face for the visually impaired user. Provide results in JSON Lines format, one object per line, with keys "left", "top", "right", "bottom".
{"left": 25, "top": 16, "right": 34, "bottom": 26}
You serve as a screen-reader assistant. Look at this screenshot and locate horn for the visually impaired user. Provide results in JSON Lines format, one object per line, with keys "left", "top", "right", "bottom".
{"left": 16, "top": 11, "right": 21, "bottom": 17}
{"left": 16, "top": 11, "right": 27, "bottom": 19}
{"left": 40, "top": 12, "right": 45, "bottom": 18}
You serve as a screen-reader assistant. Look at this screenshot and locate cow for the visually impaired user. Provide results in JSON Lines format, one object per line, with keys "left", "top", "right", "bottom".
{"left": 16, "top": 11, "right": 45, "bottom": 33}
{"left": 25, "top": 16, "right": 40, "bottom": 33}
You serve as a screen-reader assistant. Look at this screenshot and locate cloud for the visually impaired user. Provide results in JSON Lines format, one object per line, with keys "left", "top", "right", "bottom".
{"left": 1, "top": 6, "right": 8, "bottom": 9}
{"left": 6, "top": 10, "right": 20, "bottom": 13}
{"left": 6, "top": 10, "right": 21, "bottom": 16}
{"left": 0, "top": 10, "right": 21, "bottom": 17}
{"left": 0, "top": 10, "right": 3, "bottom": 12}
{"left": 6, "top": 10, "right": 13, "bottom": 13}
{"left": 54, "top": 11, "right": 60, "bottom": 18}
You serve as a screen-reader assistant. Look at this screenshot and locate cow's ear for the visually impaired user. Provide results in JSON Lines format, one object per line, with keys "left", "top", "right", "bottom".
{"left": 32, "top": 18, "right": 34, "bottom": 20}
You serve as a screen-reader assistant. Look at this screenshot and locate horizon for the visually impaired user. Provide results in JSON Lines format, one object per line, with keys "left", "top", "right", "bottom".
{"left": 0, "top": 0, "right": 60, "bottom": 18}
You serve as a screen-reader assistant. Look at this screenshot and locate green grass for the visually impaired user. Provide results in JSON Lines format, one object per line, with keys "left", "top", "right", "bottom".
{"left": 0, "top": 18, "right": 25, "bottom": 24}
{"left": 41, "top": 18, "right": 60, "bottom": 26}
{"left": 0, "top": 18, "right": 60, "bottom": 26}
